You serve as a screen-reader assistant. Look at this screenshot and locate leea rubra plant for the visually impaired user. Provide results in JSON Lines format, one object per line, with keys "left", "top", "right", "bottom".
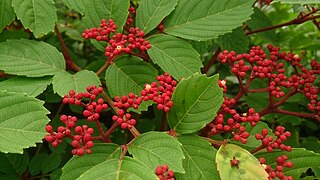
{"left": 0, "top": 0, "right": 319, "bottom": 179}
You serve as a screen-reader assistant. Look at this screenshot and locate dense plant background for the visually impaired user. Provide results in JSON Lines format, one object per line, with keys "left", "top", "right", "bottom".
{"left": 0, "top": 0, "right": 319, "bottom": 179}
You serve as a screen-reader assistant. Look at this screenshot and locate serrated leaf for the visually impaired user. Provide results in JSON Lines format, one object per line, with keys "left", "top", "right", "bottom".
{"left": 128, "top": 131, "right": 185, "bottom": 173}
{"left": 167, "top": 74, "right": 223, "bottom": 134}
{"left": 217, "top": 27, "right": 249, "bottom": 53}
{"left": 41, "top": 153, "right": 61, "bottom": 174}
{"left": 63, "top": 0, "right": 85, "bottom": 14}
{"left": 83, "top": 0, "right": 130, "bottom": 30}
{"left": 216, "top": 144, "right": 268, "bottom": 180}
{"left": 164, "top": 0, "right": 255, "bottom": 41}
{"left": 0, "top": 0, "right": 15, "bottom": 33}
{"left": 53, "top": 70, "right": 101, "bottom": 97}
{"left": 78, "top": 157, "right": 158, "bottom": 180}
{"left": 255, "top": 148, "right": 320, "bottom": 179}
{"left": 0, "top": 76, "right": 52, "bottom": 97}
{"left": 0, "top": 39, "right": 65, "bottom": 77}
{"left": 61, "top": 144, "right": 121, "bottom": 180}
{"left": 136, "top": 0, "right": 178, "bottom": 34}
{"left": 246, "top": 8, "right": 277, "bottom": 44}
{"left": 12, "top": 0, "right": 57, "bottom": 38}
{"left": 147, "top": 34, "right": 202, "bottom": 80}
{"left": 105, "top": 56, "right": 158, "bottom": 97}
{"left": 0, "top": 91, "right": 50, "bottom": 153}
{"left": 175, "top": 135, "right": 219, "bottom": 180}
{"left": 0, "top": 152, "right": 29, "bottom": 175}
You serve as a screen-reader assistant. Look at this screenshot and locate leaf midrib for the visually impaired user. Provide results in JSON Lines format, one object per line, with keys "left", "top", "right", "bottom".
{"left": 165, "top": 1, "right": 252, "bottom": 30}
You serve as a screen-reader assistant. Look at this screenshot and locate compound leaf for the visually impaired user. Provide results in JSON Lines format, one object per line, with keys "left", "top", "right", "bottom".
{"left": 105, "top": 56, "right": 158, "bottom": 97}
{"left": 53, "top": 70, "right": 101, "bottom": 97}
{"left": 0, "top": 0, "right": 15, "bottom": 33}
{"left": 164, "top": 0, "right": 255, "bottom": 41}
{"left": 63, "top": 0, "right": 85, "bottom": 15}
{"left": 0, "top": 76, "right": 52, "bottom": 97}
{"left": 61, "top": 144, "right": 121, "bottom": 180}
{"left": 12, "top": 0, "right": 57, "bottom": 38}
{"left": 216, "top": 144, "right": 268, "bottom": 180}
{"left": 147, "top": 34, "right": 202, "bottom": 80}
{"left": 167, "top": 74, "right": 223, "bottom": 134}
{"left": 78, "top": 157, "right": 158, "bottom": 180}
{"left": 0, "top": 91, "right": 50, "bottom": 154}
{"left": 83, "top": 0, "right": 130, "bottom": 30}
{"left": 128, "top": 131, "right": 185, "bottom": 173}
{"left": 0, "top": 39, "right": 65, "bottom": 77}
{"left": 136, "top": 0, "right": 178, "bottom": 34}
{"left": 255, "top": 148, "right": 320, "bottom": 179}
{"left": 175, "top": 135, "right": 219, "bottom": 180}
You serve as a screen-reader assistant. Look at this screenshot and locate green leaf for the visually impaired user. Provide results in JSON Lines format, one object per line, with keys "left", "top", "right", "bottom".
{"left": 63, "top": 0, "right": 85, "bottom": 14}
{"left": 28, "top": 153, "right": 48, "bottom": 176}
{"left": 61, "top": 143, "right": 121, "bottom": 180}
{"left": 128, "top": 100, "right": 154, "bottom": 114}
{"left": 216, "top": 144, "right": 268, "bottom": 180}
{"left": 77, "top": 157, "right": 158, "bottom": 180}
{"left": 41, "top": 153, "right": 62, "bottom": 174}
{"left": 246, "top": 8, "right": 277, "bottom": 44}
{"left": 0, "top": 30, "right": 30, "bottom": 42}
{"left": 0, "top": 152, "right": 29, "bottom": 175}
{"left": 136, "top": 0, "right": 178, "bottom": 34}
{"left": 128, "top": 131, "right": 185, "bottom": 173}
{"left": 167, "top": 74, "right": 223, "bottom": 134}
{"left": 217, "top": 27, "right": 249, "bottom": 53}
{"left": 273, "top": 0, "right": 320, "bottom": 4}
{"left": 0, "top": 76, "right": 52, "bottom": 97}
{"left": 12, "top": 0, "right": 57, "bottom": 38}
{"left": 175, "top": 135, "right": 219, "bottom": 179}
{"left": 0, "top": 39, "right": 65, "bottom": 77}
{"left": 147, "top": 34, "right": 202, "bottom": 80}
{"left": 0, "top": 0, "right": 15, "bottom": 33}
{"left": 53, "top": 70, "right": 101, "bottom": 97}
{"left": 164, "top": 0, "right": 255, "bottom": 41}
{"left": 255, "top": 148, "right": 320, "bottom": 179}
{"left": 105, "top": 56, "right": 158, "bottom": 97}
{"left": 0, "top": 91, "right": 50, "bottom": 153}
{"left": 83, "top": 0, "right": 130, "bottom": 30}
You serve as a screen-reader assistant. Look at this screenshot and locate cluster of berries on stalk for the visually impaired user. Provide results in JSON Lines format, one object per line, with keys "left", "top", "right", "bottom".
{"left": 207, "top": 95, "right": 260, "bottom": 144}
{"left": 155, "top": 165, "right": 175, "bottom": 180}
{"left": 259, "top": 156, "right": 293, "bottom": 180}
{"left": 82, "top": 7, "right": 151, "bottom": 60}
{"left": 255, "top": 126, "right": 292, "bottom": 152}
{"left": 217, "top": 45, "right": 320, "bottom": 116}
{"left": 112, "top": 73, "right": 176, "bottom": 129}
{"left": 45, "top": 86, "right": 108, "bottom": 156}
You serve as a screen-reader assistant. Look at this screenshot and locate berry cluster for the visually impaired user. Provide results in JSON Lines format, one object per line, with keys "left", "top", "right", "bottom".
{"left": 112, "top": 93, "right": 143, "bottom": 129}
{"left": 82, "top": 7, "right": 151, "bottom": 61}
{"left": 217, "top": 45, "right": 320, "bottom": 116}
{"left": 208, "top": 96, "right": 260, "bottom": 144}
{"left": 255, "top": 126, "right": 292, "bottom": 152}
{"left": 45, "top": 86, "right": 109, "bottom": 155}
{"left": 141, "top": 73, "right": 176, "bottom": 112}
{"left": 82, "top": 19, "right": 117, "bottom": 41}
{"left": 155, "top": 165, "right": 175, "bottom": 180}
{"left": 259, "top": 155, "right": 293, "bottom": 180}
{"left": 126, "top": 6, "right": 136, "bottom": 26}
{"left": 104, "top": 27, "right": 151, "bottom": 59}
{"left": 112, "top": 73, "right": 176, "bottom": 129}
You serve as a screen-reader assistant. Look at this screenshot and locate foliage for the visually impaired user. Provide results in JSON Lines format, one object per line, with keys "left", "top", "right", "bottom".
{"left": 0, "top": 0, "right": 319, "bottom": 179}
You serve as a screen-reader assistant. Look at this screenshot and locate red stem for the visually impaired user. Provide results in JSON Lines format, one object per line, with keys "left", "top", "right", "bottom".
{"left": 54, "top": 25, "right": 81, "bottom": 72}
{"left": 203, "top": 47, "right": 221, "bottom": 74}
